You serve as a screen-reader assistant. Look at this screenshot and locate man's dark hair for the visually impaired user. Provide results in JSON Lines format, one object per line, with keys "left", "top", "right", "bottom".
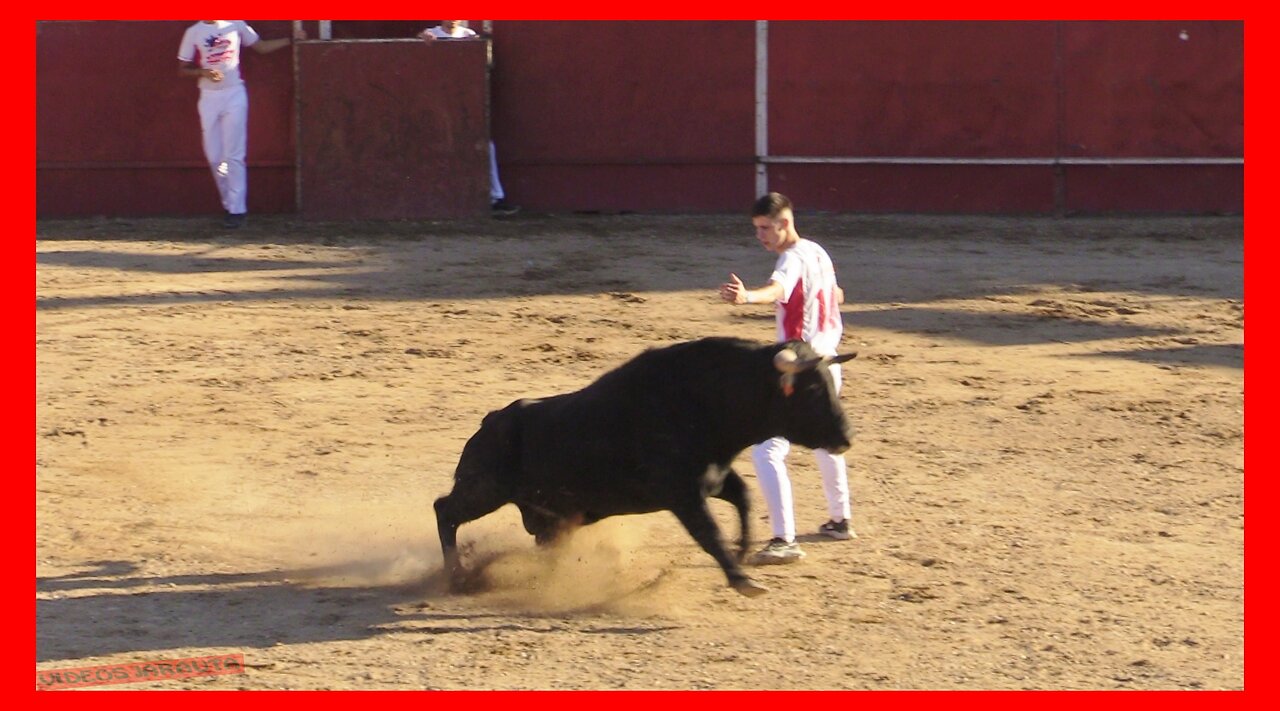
{"left": 751, "top": 192, "right": 793, "bottom": 219}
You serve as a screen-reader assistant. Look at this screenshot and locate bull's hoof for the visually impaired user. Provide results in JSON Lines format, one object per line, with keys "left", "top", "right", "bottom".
{"left": 444, "top": 568, "right": 487, "bottom": 595}
{"left": 731, "top": 578, "right": 769, "bottom": 597}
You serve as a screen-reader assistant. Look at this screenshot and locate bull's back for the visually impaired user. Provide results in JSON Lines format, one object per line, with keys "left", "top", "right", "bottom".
{"left": 453, "top": 337, "right": 771, "bottom": 510}
{"left": 504, "top": 381, "right": 688, "bottom": 515}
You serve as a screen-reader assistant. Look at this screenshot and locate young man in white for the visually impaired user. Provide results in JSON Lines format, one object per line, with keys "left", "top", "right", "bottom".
{"left": 418, "top": 19, "right": 478, "bottom": 40}
{"left": 177, "top": 21, "right": 303, "bottom": 229}
{"left": 719, "top": 192, "right": 855, "bottom": 563}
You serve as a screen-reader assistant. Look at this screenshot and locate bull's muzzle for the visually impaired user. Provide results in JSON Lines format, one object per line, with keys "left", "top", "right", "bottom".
{"left": 826, "top": 439, "right": 852, "bottom": 455}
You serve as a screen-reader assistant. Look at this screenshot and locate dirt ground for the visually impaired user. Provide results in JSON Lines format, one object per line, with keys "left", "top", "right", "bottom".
{"left": 35, "top": 213, "right": 1243, "bottom": 690}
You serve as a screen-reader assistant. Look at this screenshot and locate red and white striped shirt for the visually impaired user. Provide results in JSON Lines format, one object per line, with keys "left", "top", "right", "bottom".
{"left": 769, "top": 238, "right": 843, "bottom": 356}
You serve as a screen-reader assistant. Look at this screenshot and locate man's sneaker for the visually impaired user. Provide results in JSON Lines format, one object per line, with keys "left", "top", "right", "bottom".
{"left": 491, "top": 199, "right": 521, "bottom": 216}
{"left": 750, "top": 538, "right": 805, "bottom": 565}
{"left": 818, "top": 519, "right": 856, "bottom": 540}
{"left": 223, "top": 212, "right": 246, "bottom": 229}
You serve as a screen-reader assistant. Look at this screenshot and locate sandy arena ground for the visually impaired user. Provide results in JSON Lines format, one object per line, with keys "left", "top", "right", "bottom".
{"left": 36, "top": 213, "right": 1243, "bottom": 690}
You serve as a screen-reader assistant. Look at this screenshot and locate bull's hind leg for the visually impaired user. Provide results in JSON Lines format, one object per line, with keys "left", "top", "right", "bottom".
{"left": 518, "top": 504, "right": 567, "bottom": 546}
{"left": 709, "top": 468, "right": 752, "bottom": 563}
{"left": 670, "top": 498, "right": 768, "bottom": 598}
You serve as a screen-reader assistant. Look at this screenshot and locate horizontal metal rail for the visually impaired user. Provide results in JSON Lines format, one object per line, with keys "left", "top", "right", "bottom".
{"left": 37, "top": 157, "right": 1243, "bottom": 170}
{"left": 38, "top": 160, "right": 296, "bottom": 170}
{"left": 762, "top": 156, "right": 1243, "bottom": 166}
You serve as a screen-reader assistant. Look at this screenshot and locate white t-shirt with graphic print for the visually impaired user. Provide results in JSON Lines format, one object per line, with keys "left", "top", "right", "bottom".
{"left": 769, "top": 238, "right": 844, "bottom": 356}
{"left": 177, "top": 20, "right": 260, "bottom": 91}
{"left": 426, "top": 25, "right": 478, "bottom": 40}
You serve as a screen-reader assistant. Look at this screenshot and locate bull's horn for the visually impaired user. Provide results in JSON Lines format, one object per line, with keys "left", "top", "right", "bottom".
{"left": 773, "top": 349, "right": 803, "bottom": 373}
{"left": 776, "top": 349, "right": 827, "bottom": 372}
{"left": 777, "top": 348, "right": 857, "bottom": 372}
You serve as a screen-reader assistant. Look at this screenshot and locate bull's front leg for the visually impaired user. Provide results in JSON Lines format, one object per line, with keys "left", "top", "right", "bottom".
{"left": 708, "top": 468, "right": 752, "bottom": 563}
{"left": 433, "top": 496, "right": 465, "bottom": 584}
{"left": 434, "top": 485, "right": 507, "bottom": 593}
{"left": 670, "top": 498, "right": 768, "bottom": 597}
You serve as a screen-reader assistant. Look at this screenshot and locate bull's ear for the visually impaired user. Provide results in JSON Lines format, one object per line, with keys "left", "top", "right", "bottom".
{"left": 793, "top": 356, "right": 826, "bottom": 371}
{"left": 829, "top": 352, "right": 858, "bottom": 364}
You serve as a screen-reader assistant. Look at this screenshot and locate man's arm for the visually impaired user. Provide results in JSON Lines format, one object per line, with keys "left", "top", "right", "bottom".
{"left": 250, "top": 27, "right": 306, "bottom": 54}
{"left": 719, "top": 273, "right": 785, "bottom": 305}
{"left": 178, "top": 60, "right": 220, "bottom": 81}
{"left": 249, "top": 37, "right": 292, "bottom": 54}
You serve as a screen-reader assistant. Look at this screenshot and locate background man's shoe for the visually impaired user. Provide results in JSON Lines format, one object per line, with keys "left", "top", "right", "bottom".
{"left": 818, "top": 519, "right": 856, "bottom": 540}
{"left": 491, "top": 200, "right": 521, "bottom": 216}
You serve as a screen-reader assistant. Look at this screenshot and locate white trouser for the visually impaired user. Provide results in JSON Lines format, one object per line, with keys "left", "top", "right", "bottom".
{"left": 489, "top": 141, "right": 504, "bottom": 202}
{"left": 751, "top": 362, "right": 851, "bottom": 542}
{"left": 197, "top": 85, "right": 250, "bottom": 215}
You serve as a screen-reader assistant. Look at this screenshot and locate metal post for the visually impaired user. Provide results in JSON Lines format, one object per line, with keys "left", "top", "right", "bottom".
{"left": 755, "top": 21, "right": 769, "bottom": 199}
{"left": 292, "top": 21, "right": 303, "bottom": 215}
{"left": 1053, "top": 21, "right": 1067, "bottom": 216}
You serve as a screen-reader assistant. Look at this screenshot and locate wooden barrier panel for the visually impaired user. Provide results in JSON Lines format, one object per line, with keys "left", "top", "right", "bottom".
{"left": 295, "top": 39, "right": 490, "bottom": 219}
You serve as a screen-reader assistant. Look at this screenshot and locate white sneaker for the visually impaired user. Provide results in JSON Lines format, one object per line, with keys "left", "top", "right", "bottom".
{"left": 750, "top": 538, "right": 806, "bottom": 565}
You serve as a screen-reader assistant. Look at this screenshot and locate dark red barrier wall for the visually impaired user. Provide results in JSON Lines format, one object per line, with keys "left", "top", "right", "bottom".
{"left": 766, "top": 20, "right": 1242, "bottom": 214}
{"left": 1063, "top": 21, "right": 1243, "bottom": 157}
{"left": 770, "top": 21, "right": 1060, "bottom": 157}
{"left": 36, "top": 21, "right": 1242, "bottom": 217}
{"left": 1060, "top": 21, "right": 1243, "bottom": 213}
{"left": 768, "top": 21, "right": 1060, "bottom": 213}
{"left": 489, "top": 21, "right": 758, "bottom": 213}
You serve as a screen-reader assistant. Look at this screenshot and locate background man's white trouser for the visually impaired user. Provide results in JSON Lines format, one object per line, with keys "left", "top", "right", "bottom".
{"left": 489, "top": 141, "right": 504, "bottom": 203}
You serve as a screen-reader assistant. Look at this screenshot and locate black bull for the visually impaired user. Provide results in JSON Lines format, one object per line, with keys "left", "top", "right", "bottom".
{"left": 434, "top": 337, "right": 856, "bottom": 597}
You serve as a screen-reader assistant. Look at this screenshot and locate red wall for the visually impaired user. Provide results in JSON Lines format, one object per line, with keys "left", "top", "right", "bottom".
{"left": 489, "top": 21, "right": 758, "bottom": 212}
{"left": 1063, "top": 21, "right": 1243, "bottom": 158}
{"left": 1060, "top": 21, "right": 1243, "bottom": 214}
{"left": 36, "top": 21, "right": 1243, "bottom": 217}
{"left": 768, "top": 21, "right": 1060, "bottom": 212}
{"left": 765, "top": 20, "right": 1242, "bottom": 214}
{"left": 770, "top": 21, "right": 1060, "bottom": 158}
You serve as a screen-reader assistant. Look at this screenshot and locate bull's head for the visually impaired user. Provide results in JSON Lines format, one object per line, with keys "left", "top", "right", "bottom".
{"left": 773, "top": 344, "right": 857, "bottom": 454}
